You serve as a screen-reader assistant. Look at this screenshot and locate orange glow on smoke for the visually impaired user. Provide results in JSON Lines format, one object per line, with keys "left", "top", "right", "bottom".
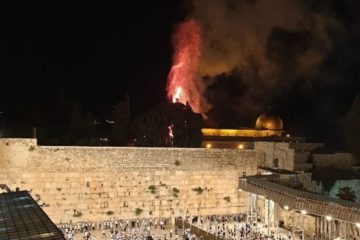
{"left": 167, "top": 19, "right": 201, "bottom": 108}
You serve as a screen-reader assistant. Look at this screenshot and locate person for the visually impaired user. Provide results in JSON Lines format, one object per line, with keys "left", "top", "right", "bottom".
{"left": 102, "top": 229, "right": 106, "bottom": 239}
{"left": 160, "top": 220, "right": 164, "bottom": 230}
{"left": 170, "top": 229, "right": 173, "bottom": 238}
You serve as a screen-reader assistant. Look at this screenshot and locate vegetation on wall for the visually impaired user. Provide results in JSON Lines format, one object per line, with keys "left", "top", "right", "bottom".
{"left": 172, "top": 187, "right": 180, "bottom": 197}
{"left": 192, "top": 187, "right": 204, "bottom": 195}
{"left": 135, "top": 208, "right": 143, "bottom": 216}
{"left": 223, "top": 196, "right": 231, "bottom": 203}
{"left": 148, "top": 185, "right": 156, "bottom": 194}
{"left": 106, "top": 210, "right": 114, "bottom": 216}
{"left": 73, "top": 210, "right": 82, "bottom": 217}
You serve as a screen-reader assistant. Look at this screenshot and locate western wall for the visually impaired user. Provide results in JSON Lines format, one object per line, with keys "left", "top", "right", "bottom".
{"left": 0, "top": 138, "right": 264, "bottom": 223}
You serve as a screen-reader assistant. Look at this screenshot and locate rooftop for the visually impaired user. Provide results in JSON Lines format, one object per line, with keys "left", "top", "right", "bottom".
{"left": 0, "top": 190, "right": 64, "bottom": 240}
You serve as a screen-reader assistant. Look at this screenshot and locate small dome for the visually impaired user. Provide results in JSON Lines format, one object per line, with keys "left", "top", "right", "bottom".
{"left": 255, "top": 113, "right": 283, "bottom": 131}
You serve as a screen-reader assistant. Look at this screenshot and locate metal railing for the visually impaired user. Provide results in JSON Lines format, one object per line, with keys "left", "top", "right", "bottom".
{"left": 175, "top": 218, "right": 225, "bottom": 240}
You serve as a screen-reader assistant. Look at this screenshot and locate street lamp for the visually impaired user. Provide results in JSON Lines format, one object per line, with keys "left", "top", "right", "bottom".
{"left": 284, "top": 205, "right": 289, "bottom": 211}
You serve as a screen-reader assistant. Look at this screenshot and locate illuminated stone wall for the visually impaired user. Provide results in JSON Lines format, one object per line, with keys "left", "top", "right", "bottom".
{"left": 254, "top": 142, "right": 295, "bottom": 171}
{"left": 0, "top": 138, "right": 263, "bottom": 223}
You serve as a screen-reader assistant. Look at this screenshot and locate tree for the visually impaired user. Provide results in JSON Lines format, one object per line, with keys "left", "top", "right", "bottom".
{"left": 130, "top": 102, "right": 203, "bottom": 147}
{"left": 67, "top": 104, "right": 99, "bottom": 145}
{"left": 336, "top": 187, "right": 357, "bottom": 202}
{"left": 109, "top": 94, "right": 130, "bottom": 146}
{"left": 345, "top": 94, "right": 360, "bottom": 161}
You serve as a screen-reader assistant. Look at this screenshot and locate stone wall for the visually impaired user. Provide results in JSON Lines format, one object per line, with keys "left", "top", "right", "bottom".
{"left": 0, "top": 138, "right": 263, "bottom": 223}
{"left": 254, "top": 142, "right": 295, "bottom": 171}
{"left": 313, "top": 153, "right": 355, "bottom": 169}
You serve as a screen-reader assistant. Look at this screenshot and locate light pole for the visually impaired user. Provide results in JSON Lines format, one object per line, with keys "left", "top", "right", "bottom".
{"left": 301, "top": 210, "right": 307, "bottom": 240}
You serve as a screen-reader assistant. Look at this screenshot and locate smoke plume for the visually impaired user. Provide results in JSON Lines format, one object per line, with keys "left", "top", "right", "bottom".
{"left": 188, "top": 0, "right": 348, "bottom": 127}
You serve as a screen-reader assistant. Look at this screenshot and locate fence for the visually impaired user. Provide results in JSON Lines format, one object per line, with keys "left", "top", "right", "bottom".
{"left": 239, "top": 176, "right": 360, "bottom": 222}
{"left": 174, "top": 217, "right": 225, "bottom": 240}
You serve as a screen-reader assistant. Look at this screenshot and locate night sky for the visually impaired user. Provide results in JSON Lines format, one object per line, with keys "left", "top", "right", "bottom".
{"left": 0, "top": 1, "right": 359, "bottom": 147}
{"left": 0, "top": 1, "right": 186, "bottom": 117}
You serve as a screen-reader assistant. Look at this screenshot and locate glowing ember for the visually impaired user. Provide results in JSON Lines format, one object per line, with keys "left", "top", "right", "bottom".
{"left": 168, "top": 124, "right": 174, "bottom": 146}
{"left": 167, "top": 19, "right": 201, "bottom": 109}
{"left": 168, "top": 124, "right": 174, "bottom": 138}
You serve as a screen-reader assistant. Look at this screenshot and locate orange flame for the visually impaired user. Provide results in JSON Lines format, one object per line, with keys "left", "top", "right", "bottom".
{"left": 166, "top": 19, "right": 201, "bottom": 109}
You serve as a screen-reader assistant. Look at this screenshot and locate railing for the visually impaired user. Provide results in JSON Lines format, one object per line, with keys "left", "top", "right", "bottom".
{"left": 174, "top": 218, "right": 225, "bottom": 240}
{"left": 239, "top": 177, "right": 360, "bottom": 222}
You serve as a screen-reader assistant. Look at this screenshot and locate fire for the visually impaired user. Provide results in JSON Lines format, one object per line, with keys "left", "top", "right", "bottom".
{"left": 172, "top": 86, "right": 183, "bottom": 103}
{"left": 168, "top": 124, "right": 174, "bottom": 147}
{"left": 166, "top": 19, "right": 201, "bottom": 109}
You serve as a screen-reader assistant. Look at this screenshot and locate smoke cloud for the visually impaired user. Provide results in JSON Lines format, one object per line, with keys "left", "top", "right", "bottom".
{"left": 189, "top": 0, "right": 349, "bottom": 128}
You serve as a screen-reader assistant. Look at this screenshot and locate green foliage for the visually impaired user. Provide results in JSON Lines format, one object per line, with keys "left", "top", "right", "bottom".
{"left": 336, "top": 187, "right": 357, "bottom": 202}
{"left": 312, "top": 166, "right": 360, "bottom": 191}
{"left": 223, "top": 196, "right": 231, "bottom": 203}
{"left": 130, "top": 102, "right": 203, "bottom": 147}
{"left": 135, "top": 208, "right": 143, "bottom": 216}
{"left": 174, "top": 160, "right": 181, "bottom": 166}
{"left": 106, "top": 210, "right": 114, "bottom": 216}
{"left": 73, "top": 210, "right": 82, "bottom": 217}
{"left": 148, "top": 185, "right": 156, "bottom": 194}
{"left": 172, "top": 187, "right": 180, "bottom": 198}
{"left": 28, "top": 146, "right": 35, "bottom": 151}
{"left": 56, "top": 187, "right": 62, "bottom": 191}
{"left": 192, "top": 187, "right": 204, "bottom": 195}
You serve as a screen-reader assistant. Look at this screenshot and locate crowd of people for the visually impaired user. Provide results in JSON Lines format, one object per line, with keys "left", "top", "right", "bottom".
{"left": 181, "top": 214, "right": 303, "bottom": 240}
{"left": 58, "top": 214, "right": 304, "bottom": 240}
{"left": 57, "top": 218, "right": 174, "bottom": 240}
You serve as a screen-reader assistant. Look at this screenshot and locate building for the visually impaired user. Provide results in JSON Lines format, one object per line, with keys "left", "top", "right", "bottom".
{"left": 0, "top": 185, "right": 64, "bottom": 240}
{"left": 201, "top": 112, "right": 296, "bottom": 149}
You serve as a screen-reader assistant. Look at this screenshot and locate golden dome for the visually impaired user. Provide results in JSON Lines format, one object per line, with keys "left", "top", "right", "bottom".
{"left": 255, "top": 113, "right": 283, "bottom": 131}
